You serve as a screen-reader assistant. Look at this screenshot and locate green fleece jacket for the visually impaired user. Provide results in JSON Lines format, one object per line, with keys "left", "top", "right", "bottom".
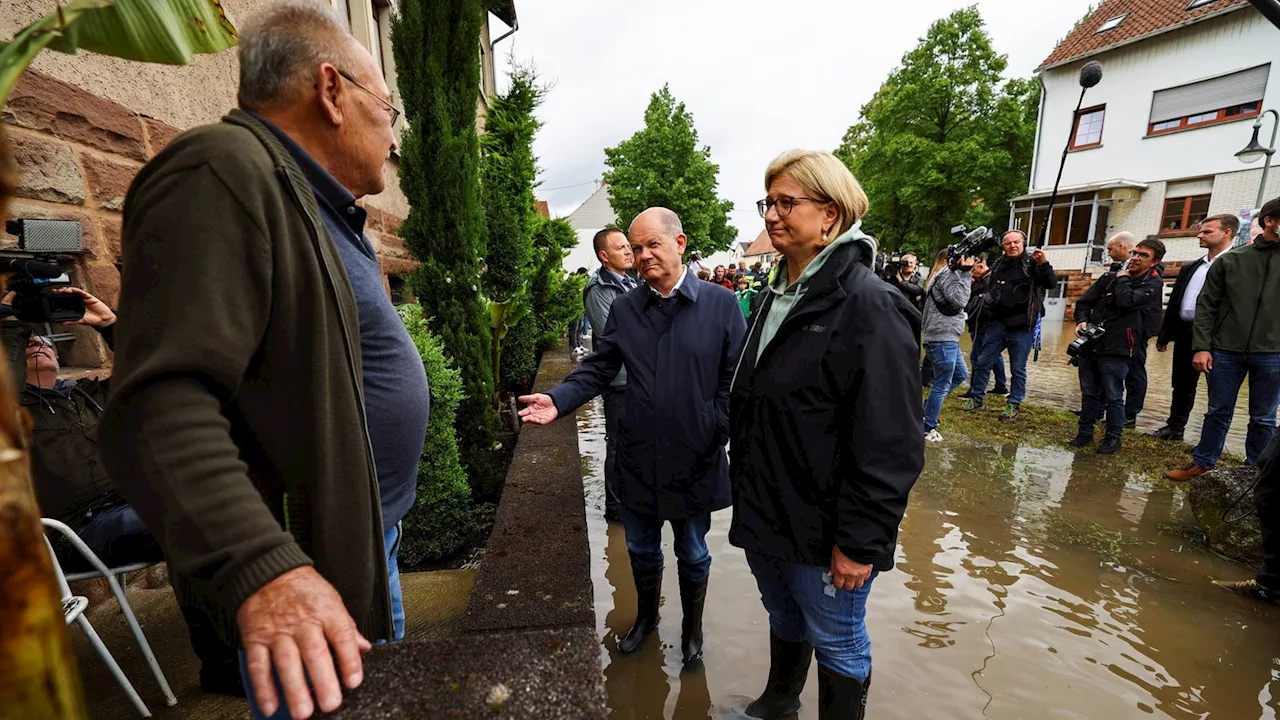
{"left": 1192, "top": 236, "right": 1280, "bottom": 354}
{"left": 101, "top": 110, "right": 391, "bottom": 645}
{"left": 755, "top": 223, "right": 877, "bottom": 363}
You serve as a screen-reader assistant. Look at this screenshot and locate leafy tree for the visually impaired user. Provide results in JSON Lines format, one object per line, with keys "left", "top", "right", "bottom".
{"left": 527, "top": 217, "right": 587, "bottom": 353}
{"left": 392, "top": 0, "right": 500, "bottom": 499}
{"left": 835, "top": 7, "right": 1040, "bottom": 257}
{"left": 603, "top": 85, "right": 736, "bottom": 256}
{"left": 481, "top": 64, "right": 544, "bottom": 395}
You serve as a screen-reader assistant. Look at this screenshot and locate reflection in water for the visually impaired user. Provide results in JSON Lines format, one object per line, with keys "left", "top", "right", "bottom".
{"left": 577, "top": 381, "right": 1280, "bottom": 718}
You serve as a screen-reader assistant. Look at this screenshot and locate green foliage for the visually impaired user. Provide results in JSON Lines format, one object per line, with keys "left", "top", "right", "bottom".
{"left": 603, "top": 85, "right": 736, "bottom": 256}
{"left": 392, "top": 0, "right": 501, "bottom": 498}
{"left": 397, "top": 305, "right": 473, "bottom": 565}
{"left": 528, "top": 216, "right": 587, "bottom": 352}
{"left": 835, "top": 7, "right": 1040, "bottom": 257}
{"left": 481, "top": 63, "right": 545, "bottom": 394}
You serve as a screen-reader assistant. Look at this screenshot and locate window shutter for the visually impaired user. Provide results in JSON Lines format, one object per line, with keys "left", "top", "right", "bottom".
{"left": 1149, "top": 64, "right": 1270, "bottom": 123}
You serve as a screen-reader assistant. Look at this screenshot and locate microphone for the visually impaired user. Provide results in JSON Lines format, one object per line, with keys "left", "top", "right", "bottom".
{"left": 1079, "top": 61, "right": 1103, "bottom": 89}
{"left": 3, "top": 257, "right": 65, "bottom": 279}
{"left": 963, "top": 227, "right": 990, "bottom": 244}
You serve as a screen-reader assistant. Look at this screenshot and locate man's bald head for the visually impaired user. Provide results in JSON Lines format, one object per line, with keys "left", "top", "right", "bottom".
{"left": 628, "top": 207, "right": 688, "bottom": 294}
{"left": 630, "top": 207, "right": 684, "bottom": 242}
{"left": 1106, "top": 231, "right": 1135, "bottom": 263}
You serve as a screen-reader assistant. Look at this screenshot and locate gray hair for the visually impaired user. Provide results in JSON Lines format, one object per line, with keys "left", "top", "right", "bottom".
{"left": 630, "top": 207, "right": 685, "bottom": 241}
{"left": 237, "top": 0, "right": 362, "bottom": 110}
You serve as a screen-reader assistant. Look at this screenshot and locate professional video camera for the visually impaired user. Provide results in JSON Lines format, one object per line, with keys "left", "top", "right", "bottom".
{"left": 1066, "top": 324, "right": 1106, "bottom": 367}
{"left": 879, "top": 253, "right": 909, "bottom": 281}
{"left": 1, "top": 219, "right": 85, "bottom": 324}
{"left": 947, "top": 225, "right": 998, "bottom": 263}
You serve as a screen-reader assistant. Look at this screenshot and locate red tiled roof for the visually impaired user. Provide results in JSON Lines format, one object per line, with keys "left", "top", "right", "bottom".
{"left": 533, "top": 200, "right": 549, "bottom": 218}
{"left": 1038, "top": 0, "right": 1250, "bottom": 71}
{"left": 743, "top": 229, "right": 776, "bottom": 257}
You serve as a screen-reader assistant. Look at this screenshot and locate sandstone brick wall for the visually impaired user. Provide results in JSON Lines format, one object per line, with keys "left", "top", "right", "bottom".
{"left": 3, "top": 69, "right": 413, "bottom": 372}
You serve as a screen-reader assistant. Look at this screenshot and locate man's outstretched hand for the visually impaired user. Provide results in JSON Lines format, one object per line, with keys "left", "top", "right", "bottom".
{"left": 238, "top": 566, "right": 371, "bottom": 719}
{"left": 518, "top": 393, "right": 560, "bottom": 425}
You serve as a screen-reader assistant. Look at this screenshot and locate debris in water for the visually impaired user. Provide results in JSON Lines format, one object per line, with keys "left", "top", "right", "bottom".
{"left": 487, "top": 683, "right": 511, "bottom": 710}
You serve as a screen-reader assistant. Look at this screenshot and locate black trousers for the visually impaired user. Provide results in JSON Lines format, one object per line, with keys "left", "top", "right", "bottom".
{"left": 603, "top": 385, "right": 626, "bottom": 515}
{"left": 1255, "top": 434, "right": 1280, "bottom": 591}
{"left": 1125, "top": 340, "right": 1149, "bottom": 421}
{"left": 1166, "top": 338, "right": 1202, "bottom": 429}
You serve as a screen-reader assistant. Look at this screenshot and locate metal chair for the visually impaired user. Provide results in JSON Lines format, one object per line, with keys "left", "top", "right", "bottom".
{"left": 42, "top": 518, "right": 178, "bottom": 716}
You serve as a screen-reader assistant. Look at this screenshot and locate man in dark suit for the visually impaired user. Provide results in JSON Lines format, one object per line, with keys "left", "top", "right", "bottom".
{"left": 1149, "top": 214, "right": 1238, "bottom": 442}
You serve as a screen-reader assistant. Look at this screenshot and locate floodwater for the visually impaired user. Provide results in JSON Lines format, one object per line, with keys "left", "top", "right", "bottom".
{"left": 576, "top": 335, "right": 1279, "bottom": 719}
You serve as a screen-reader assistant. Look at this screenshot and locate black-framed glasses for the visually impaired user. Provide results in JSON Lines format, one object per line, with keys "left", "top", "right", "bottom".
{"left": 1129, "top": 249, "right": 1154, "bottom": 260}
{"left": 757, "top": 196, "right": 828, "bottom": 218}
{"left": 337, "top": 69, "right": 402, "bottom": 127}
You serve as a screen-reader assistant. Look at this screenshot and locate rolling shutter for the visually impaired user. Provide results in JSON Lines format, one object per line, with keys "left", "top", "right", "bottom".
{"left": 1149, "top": 64, "right": 1270, "bottom": 123}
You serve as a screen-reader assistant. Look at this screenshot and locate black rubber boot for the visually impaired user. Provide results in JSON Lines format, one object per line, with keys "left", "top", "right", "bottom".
{"left": 745, "top": 633, "right": 813, "bottom": 718}
{"left": 679, "top": 574, "right": 707, "bottom": 666}
{"left": 818, "top": 665, "right": 869, "bottom": 720}
{"left": 618, "top": 565, "right": 662, "bottom": 654}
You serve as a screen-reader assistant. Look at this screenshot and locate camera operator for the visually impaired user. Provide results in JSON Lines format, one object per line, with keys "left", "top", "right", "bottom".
{"left": 964, "top": 230, "right": 1056, "bottom": 421}
{"left": 1068, "top": 238, "right": 1166, "bottom": 454}
{"left": 883, "top": 252, "right": 924, "bottom": 309}
{"left": 961, "top": 255, "right": 1008, "bottom": 399}
{"left": 922, "top": 251, "right": 977, "bottom": 442}
{"left": 9, "top": 286, "right": 242, "bottom": 696}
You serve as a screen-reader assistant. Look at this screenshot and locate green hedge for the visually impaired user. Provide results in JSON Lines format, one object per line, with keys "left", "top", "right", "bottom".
{"left": 397, "top": 305, "right": 473, "bottom": 566}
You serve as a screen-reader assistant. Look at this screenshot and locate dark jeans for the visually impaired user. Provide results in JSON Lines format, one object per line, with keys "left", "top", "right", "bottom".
{"left": 970, "top": 330, "right": 1006, "bottom": 389}
{"left": 1256, "top": 435, "right": 1280, "bottom": 592}
{"left": 971, "top": 323, "right": 1033, "bottom": 404}
{"left": 67, "top": 503, "right": 165, "bottom": 571}
{"left": 620, "top": 506, "right": 712, "bottom": 582}
{"left": 1125, "top": 340, "right": 1149, "bottom": 422}
{"left": 1166, "top": 338, "right": 1201, "bottom": 429}
{"left": 602, "top": 386, "right": 626, "bottom": 517}
{"left": 1077, "top": 354, "right": 1131, "bottom": 440}
{"left": 1193, "top": 351, "right": 1280, "bottom": 468}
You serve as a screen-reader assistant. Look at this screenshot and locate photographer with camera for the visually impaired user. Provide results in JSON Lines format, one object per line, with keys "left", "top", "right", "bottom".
{"left": 882, "top": 252, "right": 924, "bottom": 310}
{"left": 964, "top": 230, "right": 1056, "bottom": 421}
{"left": 1068, "top": 238, "right": 1166, "bottom": 455}
{"left": 6, "top": 286, "right": 243, "bottom": 695}
{"left": 922, "top": 250, "right": 977, "bottom": 442}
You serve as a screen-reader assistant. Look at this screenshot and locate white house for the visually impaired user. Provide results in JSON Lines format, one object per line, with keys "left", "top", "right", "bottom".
{"left": 1014, "top": 0, "right": 1279, "bottom": 285}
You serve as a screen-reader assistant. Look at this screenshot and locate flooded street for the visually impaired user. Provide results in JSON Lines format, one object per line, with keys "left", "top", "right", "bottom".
{"left": 575, "top": 337, "right": 1279, "bottom": 718}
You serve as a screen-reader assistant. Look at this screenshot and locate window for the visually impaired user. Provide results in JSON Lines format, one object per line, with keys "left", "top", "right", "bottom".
{"left": 1071, "top": 106, "right": 1105, "bottom": 150}
{"left": 1160, "top": 194, "right": 1211, "bottom": 234}
{"left": 1097, "top": 14, "right": 1127, "bottom": 33}
{"left": 334, "top": 0, "right": 352, "bottom": 30}
{"left": 389, "top": 275, "right": 408, "bottom": 305}
{"left": 1148, "top": 64, "right": 1269, "bottom": 135}
{"left": 1187, "top": 0, "right": 1218, "bottom": 8}
{"left": 1010, "top": 192, "right": 1106, "bottom": 247}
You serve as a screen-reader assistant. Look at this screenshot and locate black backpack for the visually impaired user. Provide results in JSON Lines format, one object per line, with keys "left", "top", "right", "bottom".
{"left": 928, "top": 276, "right": 964, "bottom": 317}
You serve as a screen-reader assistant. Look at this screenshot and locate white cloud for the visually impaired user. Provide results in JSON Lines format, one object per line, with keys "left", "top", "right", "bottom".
{"left": 497, "top": 0, "right": 1095, "bottom": 245}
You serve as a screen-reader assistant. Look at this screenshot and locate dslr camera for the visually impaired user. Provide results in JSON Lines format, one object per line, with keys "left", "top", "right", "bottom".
{"left": 1, "top": 219, "right": 85, "bottom": 324}
{"left": 947, "top": 225, "right": 997, "bottom": 263}
{"left": 1066, "top": 324, "right": 1106, "bottom": 367}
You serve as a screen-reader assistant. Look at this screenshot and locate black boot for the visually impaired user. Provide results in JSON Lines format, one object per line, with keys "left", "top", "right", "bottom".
{"left": 1069, "top": 430, "right": 1093, "bottom": 448}
{"left": 818, "top": 665, "right": 869, "bottom": 719}
{"left": 1148, "top": 424, "right": 1184, "bottom": 442}
{"left": 1097, "top": 435, "right": 1122, "bottom": 455}
{"left": 745, "top": 633, "right": 813, "bottom": 719}
{"left": 679, "top": 574, "right": 707, "bottom": 666}
{"left": 618, "top": 565, "right": 662, "bottom": 654}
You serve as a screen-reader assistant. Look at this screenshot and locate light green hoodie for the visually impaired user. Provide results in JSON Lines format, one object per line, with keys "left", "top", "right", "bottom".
{"left": 753, "top": 223, "right": 878, "bottom": 364}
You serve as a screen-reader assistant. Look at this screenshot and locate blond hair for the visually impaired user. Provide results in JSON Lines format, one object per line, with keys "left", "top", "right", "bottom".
{"left": 764, "top": 150, "right": 869, "bottom": 240}
{"left": 925, "top": 249, "right": 949, "bottom": 290}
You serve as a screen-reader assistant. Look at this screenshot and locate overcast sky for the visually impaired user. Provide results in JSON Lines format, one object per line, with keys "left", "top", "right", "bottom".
{"left": 495, "top": 0, "right": 1096, "bottom": 247}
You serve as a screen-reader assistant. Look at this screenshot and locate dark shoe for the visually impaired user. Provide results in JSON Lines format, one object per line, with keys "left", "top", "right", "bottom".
{"left": 999, "top": 403, "right": 1020, "bottom": 422}
{"left": 1071, "top": 408, "right": 1082, "bottom": 416}
{"left": 817, "top": 665, "right": 869, "bottom": 720}
{"left": 679, "top": 574, "right": 707, "bottom": 666}
{"left": 1068, "top": 431, "right": 1093, "bottom": 448}
{"left": 199, "top": 662, "right": 246, "bottom": 698}
{"left": 961, "top": 398, "right": 984, "bottom": 412}
{"left": 1164, "top": 465, "right": 1214, "bottom": 483}
{"left": 745, "top": 633, "right": 814, "bottom": 719}
{"left": 618, "top": 565, "right": 662, "bottom": 654}
{"left": 1213, "top": 578, "right": 1280, "bottom": 603}
{"left": 603, "top": 506, "right": 621, "bottom": 523}
{"left": 1124, "top": 417, "right": 1137, "bottom": 430}
{"left": 1148, "top": 425, "right": 1184, "bottom": 442}
{"left": 990, "top": 384, "right": 1009, "bottom": 395}
{"left": 1097, "top": 436, "right": 1122, "bottom": 455}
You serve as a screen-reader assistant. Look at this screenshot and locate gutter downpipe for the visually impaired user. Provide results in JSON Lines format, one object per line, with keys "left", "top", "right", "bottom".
{"left": 492, "top": 17, "right": 519, "bottom": 47}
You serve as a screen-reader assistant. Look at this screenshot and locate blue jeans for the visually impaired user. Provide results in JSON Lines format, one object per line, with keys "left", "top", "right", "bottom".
{"left": 923, "top": 341, "right": 968, "bottom": 431}
{"left": 970, "top": 331, "right": 1005, "bottom": 389}
{"left": 1194, "top": 351, "right": 1280, "bottom": 468}
{"left": 745, "top": 551, "right": 877, "bottom": 681}
{"left": 240, "top": 521, "right": 405, "bottom": 719}
{"left": 1077, "top": 354, "right": 1131, "bottom": 440}
{"left": 971, "top": 324, "right": 1034, "bottom": 405}
{"left": 620, "top": 506, "right": 712, "bottom": 582}
{"left": 64, "top": 504, "right": 164, "bottom": 571}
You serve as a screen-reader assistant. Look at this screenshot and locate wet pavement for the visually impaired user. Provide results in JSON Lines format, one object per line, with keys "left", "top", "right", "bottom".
{"left": 576, "top": 334, "right": 1280, "bottom": 718}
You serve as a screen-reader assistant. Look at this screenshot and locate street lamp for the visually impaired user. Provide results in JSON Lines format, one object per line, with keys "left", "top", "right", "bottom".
{"left": 1235, "top": 108, "right": 1278, "bottom": 210}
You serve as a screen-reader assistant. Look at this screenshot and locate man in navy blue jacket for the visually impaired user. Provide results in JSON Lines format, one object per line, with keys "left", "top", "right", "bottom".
{"left": 520, "top": 207, "right": 746, "bottom": 667}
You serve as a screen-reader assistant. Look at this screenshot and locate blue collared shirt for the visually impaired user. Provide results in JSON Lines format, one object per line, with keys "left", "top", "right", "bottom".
{"left": 252, "top": 112, "right": 429, "bottom": 533}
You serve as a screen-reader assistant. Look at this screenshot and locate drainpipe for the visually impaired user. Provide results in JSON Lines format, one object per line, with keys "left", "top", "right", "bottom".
{"left": 1030, "top": 74, "right": 1048, "bottom": 193}
{"left": 492, "top": 17, "right": 519, "bottom": 47}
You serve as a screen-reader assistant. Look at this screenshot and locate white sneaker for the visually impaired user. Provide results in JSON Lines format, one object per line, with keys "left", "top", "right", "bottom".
{"left": 925, "top": 429, "right": 943, "bottom": 442}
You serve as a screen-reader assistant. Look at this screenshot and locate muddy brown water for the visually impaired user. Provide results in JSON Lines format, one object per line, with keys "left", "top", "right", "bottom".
{"left": 576, "top": 327, "right": 1278, "bottom": 719}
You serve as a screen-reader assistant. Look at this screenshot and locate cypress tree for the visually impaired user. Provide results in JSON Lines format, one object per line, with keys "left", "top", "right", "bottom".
{"left": 392, "top": 0, "right": 500, "bottom": 498}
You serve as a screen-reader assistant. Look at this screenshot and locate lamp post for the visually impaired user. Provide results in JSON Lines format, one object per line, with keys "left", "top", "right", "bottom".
{"left": 1037, "top": 61, "right": 1103, "bottom": 248}
{"left": 1236, "top": 108, "right": 1278, "bottom": 210}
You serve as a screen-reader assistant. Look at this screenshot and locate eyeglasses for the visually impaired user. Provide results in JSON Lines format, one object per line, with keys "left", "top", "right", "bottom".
{"left": 757, "top": 196, "right": 829, "bottom": 218}
{"left": 1129, "top": 249, "right": 1155, "bottom": 260}
{"left": 337, "top": 69, "right": 402, "bottom": 127}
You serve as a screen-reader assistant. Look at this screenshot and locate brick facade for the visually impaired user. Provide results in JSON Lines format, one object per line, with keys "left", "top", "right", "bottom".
{"left": 2, "top": 69, "right": 413, "bottom": 373}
